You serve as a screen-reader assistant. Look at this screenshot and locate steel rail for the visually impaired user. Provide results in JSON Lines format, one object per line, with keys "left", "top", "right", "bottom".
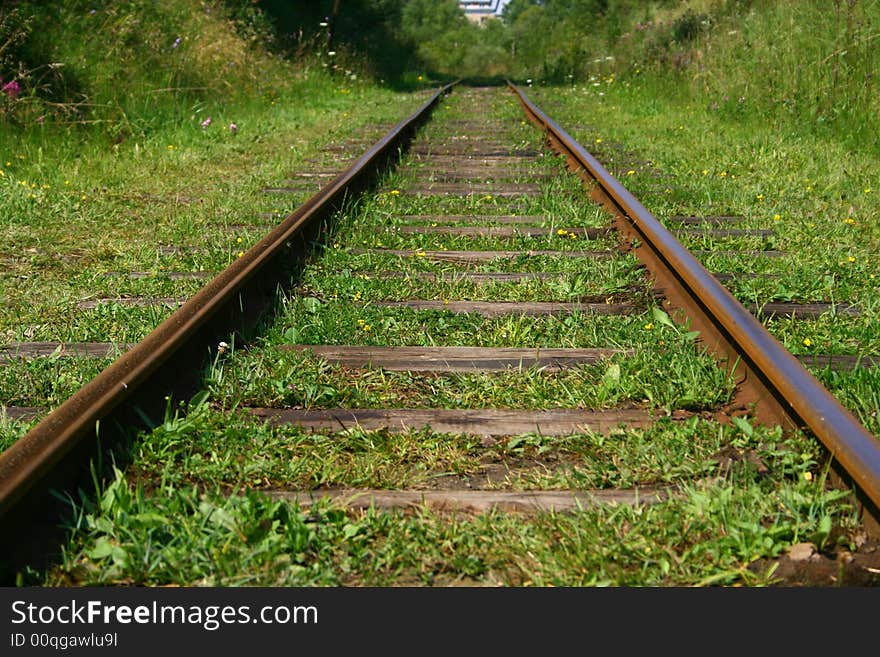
{"left": 0, "top": 84, "right": 455, "bottom": 570}
{"left": 508, "top": 82, "right": 880, "bottom": 522}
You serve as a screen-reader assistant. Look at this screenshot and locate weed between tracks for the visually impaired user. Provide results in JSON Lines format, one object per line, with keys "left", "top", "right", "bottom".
{"left": 43, "top": 417, "right": 850, "bottom": 587}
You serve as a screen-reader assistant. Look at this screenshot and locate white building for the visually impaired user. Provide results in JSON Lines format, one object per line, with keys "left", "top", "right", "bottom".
{"left": 459, "top": 1, "right": 507, "bottom": 24}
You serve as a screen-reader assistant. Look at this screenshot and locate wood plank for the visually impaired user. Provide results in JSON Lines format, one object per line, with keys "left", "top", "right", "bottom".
{"left": 77, "top": 297, "right": 186, "bottom": 309}
{"left": 249, "top": 407, "right": 662, "bottom": 436}
{"left": 1, "top": 406, "right": 43, "bottom": 422}
{"left": 796, "top": 354, "right": 878, "bottom": 370}
{"left": 666, "top": 215, "right": 745, "bottom": 225}
{"left": 398, "top": 214, "right": 548, "bottom": 225}
{"left": 1, "top": 342, "right": 134, "bottom": 362}
{"left": 370, "top": 271, "right": 561, "bottom": 282}
{"left": 398, "top": 225, "right": 610, "bottom": 239}
{"left": 351, "top": 249, "right": 616, "bottom": 262}
{"left": 677, "top": 228, "right": 775, "bottom": 238}
{"left": 102, "top": 271, "right": 213, "bottom": 280}
{"left": 693, "top": 250, "right": 785, "bottom": 257}
{"left": 408, "top": 172, "right": 554, "bottom": 182}
{"left": 261, "top": 187, "right": 313, "bottom": 194}
{"left": 749, "top": 303, "right": 859, "bottom": 318}
{"left": 409, "top": 147, "right": 540, "bottom": 157}
{"left": 409, "top": 155, "right": 540, "bottom": 164}
{"left": 280, "top": 345, "right": 630, "bottom": 372}
{"left": 398, "top": 185, "right": 541, "bottom": 197}
{"left": 373, "top": 300, "right": 643, "bottom": 316}
{"left": 403, "top": 164, "right": 544, "bottom": 173}
{"left": 266, "top": 487, "right": 672, "bottom": 513}
{"left": 710, "top": 272, "right": 773, "bottom": 282}
{"left": 226, "top": 224, "right": 275, "bottom": 232}
{"left": 284, "top": 172, "right": 338, "bottom": 178}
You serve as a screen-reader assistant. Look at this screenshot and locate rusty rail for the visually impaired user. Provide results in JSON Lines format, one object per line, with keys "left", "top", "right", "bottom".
{"left": 0, "top": 84, "right": 455, "bottom": 575}
{"left": 508, "top": 81, "right": 880, "bottom": 524}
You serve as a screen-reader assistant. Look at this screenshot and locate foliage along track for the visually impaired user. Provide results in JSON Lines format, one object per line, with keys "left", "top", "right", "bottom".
{"left": 1, "top": 84, "right": 880, "bottom": 586}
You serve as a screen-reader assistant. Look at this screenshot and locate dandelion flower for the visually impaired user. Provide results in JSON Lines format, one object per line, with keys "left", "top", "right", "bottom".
{"left": 847, "top": 256, "right": 856, "bottom": 263}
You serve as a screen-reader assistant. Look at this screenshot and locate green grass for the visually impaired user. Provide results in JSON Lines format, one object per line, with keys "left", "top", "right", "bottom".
{"left": 42, "top": 419, "right": 855, "bottom": 586}
{"left": 5, "top": 79, "right": 875, "bottom": 589}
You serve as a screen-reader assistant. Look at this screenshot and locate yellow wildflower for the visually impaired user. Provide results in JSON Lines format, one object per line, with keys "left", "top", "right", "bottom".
{"left": 803, "top": 338, "right": 812, "bottom": 347}
{"left": 644, "top": 323, "right": 654, "bottom": 330}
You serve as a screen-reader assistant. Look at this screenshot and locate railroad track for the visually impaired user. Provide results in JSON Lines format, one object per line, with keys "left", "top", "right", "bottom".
{"left": 1, "top": 83, "right": 879, "bottom": 585}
